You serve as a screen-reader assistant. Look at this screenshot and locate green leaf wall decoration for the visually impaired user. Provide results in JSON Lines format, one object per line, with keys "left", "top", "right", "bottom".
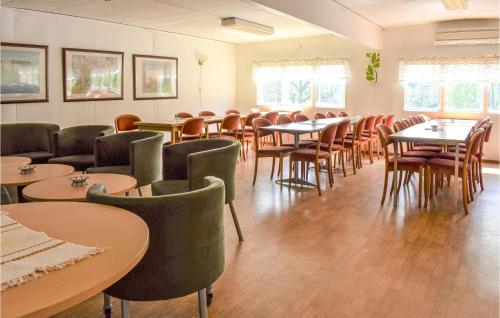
{"left": 366, "top": 52, "right": 380, "bottom": 82}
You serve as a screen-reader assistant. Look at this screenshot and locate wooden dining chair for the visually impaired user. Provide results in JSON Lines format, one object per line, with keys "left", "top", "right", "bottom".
{"left": 252, "top": 118, "right": 293, "bottom": 189}
{"left": 239, "top": 112, "right": 261, "bottom": 156}
{"left": 115, "top": 114, "right": 141, "bottom": 133}
{"left": 277, "top": 115, "right": 314, "bottom": 148}
{"left": 175, "top": 112, "right": 193, "bottom": 119}
{"left": 294, "top": 114, "right": 310, "bottom": 122}
{"left": 343, "top": 117, "right": 366, "bottom": 174}
{"left": 339, "top": 111, "right": 349, "bottom": 117}
{"left": 290, "top": 110, "right": 301, "bottom": 120}
{"left": 225, "top": 109, "right": 240, "bottom": 115}
{"left": 426, "top": 128, "right": 484, "bottom": 214}
{"left": 179, "top": 117, "right": 205, "bottom": 142}
{"left": 360, "top": 115, "right": 377, "bottom": 164}
{"left": 210, "top": 114, "right": 244, "bottom": 160}
{"left": 313, "top": 112, "right": 327, "bottom": 119}
{"left": 377, "top": 124, "right": 427, "bottom": 208}
{"left": 289, "top": 123, "right": 338, "bottom": 195}
{"left": 264, "top": 111, "right": 279, "bottom": 125}
{"left": 383, "top": 114, "right": 395, "bottom": 126}
{"left": 370, "top": 114, "right": 385, "bottom": 160}
{"left": 198, "top": 110, "right": 218, "bottom": 132}
{"left": 326, "top": 111, "right": 337, "bottom": 118}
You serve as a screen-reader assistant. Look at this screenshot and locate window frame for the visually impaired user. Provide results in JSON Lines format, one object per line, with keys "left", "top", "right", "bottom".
{"left": 487, "top": 81, "right": 500, "bottom": 114}
{"left": 403, "top": 81, "right": 441, "bottom": 112}
{"left": 443, "top": 80, "right": 484, "bottom": 114}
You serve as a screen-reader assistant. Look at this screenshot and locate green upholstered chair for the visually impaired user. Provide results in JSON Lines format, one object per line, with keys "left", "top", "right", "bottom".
{"left": 1, "top": 186, "right": 12, "bottom": 204}
{"left": 86, "top": 131, "right": 164, "bottom": 195}
{"left": 0, "top": 123, "right": 60, "bottom": 163}
{"left": 48, "top": 125, "right": 114, "bottom": 171}
{"left": 153, "top": 139, "right": 243, "bottom": 241}
{"left": 86, "top": 176, "right": 225, "bottom": 318}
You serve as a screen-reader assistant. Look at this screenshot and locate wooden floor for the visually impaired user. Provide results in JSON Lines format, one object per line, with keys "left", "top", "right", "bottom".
{"left": 55, "top": 154, "right": 500, "bottom": 318}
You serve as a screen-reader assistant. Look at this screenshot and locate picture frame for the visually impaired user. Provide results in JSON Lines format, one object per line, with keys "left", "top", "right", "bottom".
{"left": 1, "top": 42, "right": 48, "bottom": 104}
{"left": 133, "top": 54, "right": 178, "bottom": 100}
{"left": 63, "top": 48, "right": 123, "bottom": 102}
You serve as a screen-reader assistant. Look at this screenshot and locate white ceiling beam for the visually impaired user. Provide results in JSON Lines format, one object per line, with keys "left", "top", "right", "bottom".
{"left": 249, "top": 0, "right": 383, "bottom": 49}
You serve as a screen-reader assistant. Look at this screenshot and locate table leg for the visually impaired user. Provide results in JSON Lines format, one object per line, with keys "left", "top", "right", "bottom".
{"left": 453, "top": 142, "right": 460, "bottom": 208}
{"left": 393, "top": 141, "right": 399, "bottom": 207}
{"left": 275, "top": 132, "right": 315, "bottom": 187}
{"left": 171, "top": 127, "right": 177, "bottom": 144}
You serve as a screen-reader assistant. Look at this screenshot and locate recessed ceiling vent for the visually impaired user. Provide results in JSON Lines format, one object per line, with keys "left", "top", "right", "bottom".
{"left": 221, "top": 17, "right": 274, "bottom": 36}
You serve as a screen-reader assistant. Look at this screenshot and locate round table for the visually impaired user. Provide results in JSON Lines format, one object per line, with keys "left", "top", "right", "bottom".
{"left": 0, "top": 156, "right": 32, "bottom": 168}
{"left": 0, "top": 164, "right": 75, "bottom": 187}
{"left": 0, "top": 202, "right": 149, "bottom": 318}
{"left": 23, "top": 173, "right": 137, "bottom": 202}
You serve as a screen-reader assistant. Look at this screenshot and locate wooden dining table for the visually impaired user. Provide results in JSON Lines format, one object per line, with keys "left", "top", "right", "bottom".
{"left": 390, "top": 119, "right": 476, "bottom": 208}
{"left": 0, "top": 201, "right": 149, "bottom": 318}
{"left": 0, "top": 156, "right": 32, "bottom": 168}
{"left": 0, "top": 164, "right": 75, "bottom": 187}
{"left": 22, "top": 173, "right": 137, "bottom": 202}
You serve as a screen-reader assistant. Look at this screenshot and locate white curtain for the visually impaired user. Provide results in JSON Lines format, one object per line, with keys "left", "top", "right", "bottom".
{"left": 399, "top": 55, "right": 500, "bottom": 82}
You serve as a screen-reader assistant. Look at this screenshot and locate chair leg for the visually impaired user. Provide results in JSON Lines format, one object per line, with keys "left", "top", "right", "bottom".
{"left": 471, "top": 163, "right": 477, "bottom": 193}
{"left": 462, "top": 174, "right": 469, "bottom": 214}
{"left": 120, "top": 300, "right": 129, "bottom": 318}
{"left": 229, "top": 201, "right": 244, "bottom": 241}
{"left": 207, "top": 284, "right": 214, "bottom": 306}
{"left": 341, "top": 150, "right": 347, "bottom": 177}
{"left": 369, "top": 141, "right": 374, "bottom": 164}
{"left": 314, "top": 161, "right": 321, "bottom": 196}
{"left": 327, "top": 157, "right": 333, "bottom": 187}
{"left": 468, "top": 169, "right": 474, "bottom": 202}
{"left": 252, "top": 156, "right": 259, "bottom": 186}
{"left": 397, "top": 170, "right": 403, "bottom": 195}
{"left": 137, "top": 187, "right": 143, "bottom": 197}
{"left": 279, "top": 155, "right": 284, "bottom": 190}
{"left": 289, "top": 159, "right": 293, "bottom": 189}
{"left": 103, "top": 293, "right": 112, "bottom": 318}
{"left": 381, "top": 168, "right": 388, "bottom": 205}
{"left": 418, "top": 167, "right": 423, "bottom": 208}
{"left": 351, "top": 147, "right": 356, "bottom": 175}
{"left": 424, "top": 167, "right": 431, "bottom": 208}
{"left": 198, "top": 288, "right": 208, "bottom": 318}
{"left": 270, "top": 157, "right": 276, "bottom": 179}
{"left": 479, "top": 159, "right": 485, "bottom": 191}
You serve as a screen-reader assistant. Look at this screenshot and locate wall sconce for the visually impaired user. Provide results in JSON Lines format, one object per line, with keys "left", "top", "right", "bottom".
{"left": 198, "top": 54, "right": 208, "bottom": 66}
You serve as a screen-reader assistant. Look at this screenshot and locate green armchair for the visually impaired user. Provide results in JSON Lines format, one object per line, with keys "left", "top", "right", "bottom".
{"left": 87, "top": 131, "right": 164, "bottom": 195}
{"left": 154, "top": 139, "right": 243, "bottom": 241}
{"left": 48, "top": 125, "right": 114, "bottom": 171}
{"left": 0, "top": 123, "right": 59, "bottom": 163}
{"left": 86, "top": 176, "right": 225, "bottom": 318}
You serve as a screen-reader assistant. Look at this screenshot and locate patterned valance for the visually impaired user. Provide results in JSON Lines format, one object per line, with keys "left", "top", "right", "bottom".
{"left": 253, "top": 57, "right": 348, "bottom": 67}
{"left": 399, "top": 55, "right": 500, "bottom": 81}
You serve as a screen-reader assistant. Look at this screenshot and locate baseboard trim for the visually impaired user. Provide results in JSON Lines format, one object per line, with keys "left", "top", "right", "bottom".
{"left": 483, "top": 159, "right": 500, "bottom": 164}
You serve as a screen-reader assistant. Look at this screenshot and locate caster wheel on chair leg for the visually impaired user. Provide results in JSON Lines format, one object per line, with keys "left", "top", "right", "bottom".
{"left": 207, "top": 291, "right": 213, "bottom": 306}
{"left": 104, "top": 308, "right": 112, "bottom": 318}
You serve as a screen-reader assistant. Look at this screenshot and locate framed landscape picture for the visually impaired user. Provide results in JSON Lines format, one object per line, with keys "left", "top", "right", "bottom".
{"left": 63, "top": 48, "right": 123, "bottom": 102}
{"left": 133, "top": 54, "right": 178, "bottom": 100}
{"left": 1, "top": 43, "right": 48, "bottom": 104}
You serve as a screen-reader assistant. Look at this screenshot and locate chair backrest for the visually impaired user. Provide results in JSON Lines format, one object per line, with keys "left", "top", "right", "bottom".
{"left": 252, "top": 118, "right": 275, "bottom": 142}
{"left": 245, "top": 112, "right": 261, "bottom": 127}
{"left": 225, "top": 109, "right": 240, "bottom": 115}
{"left": 264, "top": 111, "right": 279, "bottom": 125}
{"left": 0, "top": 123, "right": 59, "bottom": 155}
{"left": 416, "top": 115, "right": 426, "bottom": 123}
{"left": 484, "top": 121, "right": 493, "bottom": 142}
{"left": 364, "top": 115, "right": 377, "bottom": 137}
{"left": 384, "top": 114, "right": 395, "bottom": 126}
{"left": 374, "top": 114, "right": 384, "bottom": 129}
{"left": 174, "top": 112, "right": 193, "bottom": 119}
{"left": 162, "top": 139, "right": 240, "bottom": 203}
{"left": 376, "top": 124, "right": 394, "bottom": 166}
{"left": 277, "top": 115, "right": 293, "bottom": 125}
{"left": 94, "top": 131, "right": 163, "bottom": 187}
{"left": 339, "top": 111, "right": 349, "bottom": 117}
{"left": 86, "top": 177, "right": 225, "bottom": 301}
{"left": 353, "top": 117, "right": 367, "bottom": 141}
{"left": 221, "top": 114, "right": 240, "bottom": 132}
{"left": 294, "top": 114, "right": 310, "bottom": 122}
{"left": 290, "top": 110, "right": 301, "bottom": 119}
{"left": 409, "top": 116, "right": 420, "bottom": 125}
{"left": 313, "top": 112, "right": 327, "bottom": 120}
{"left": 198, "top": 110, "right": 216, "bottom": 117}
{"left": 402, "top": 119, "right": 413, "bottom": 127}
{"left": 181, "top": 117, "right": 204, "bottom": 139}
{"left": 1, "top": 186, "right": 12, "bottom": 204}
{"left": 335, "top": 119, "right": 351, "bottom": 141}
{"left": 326, "top": 111, "right": 337, "bottom": 118}
{"left": 53, "top": 125, "right": 114, "bottom": 157}
{"left": 315, "top": 124, "right": 338, "bottom": 153}
{"left": 115, "top": 114, "right": 141, "bottom": 132}
{"left": 464, "top": 128, "right": 485, "bottom": 167}
{"left": 392, "top": 120, "right": 405, "bottom": 133}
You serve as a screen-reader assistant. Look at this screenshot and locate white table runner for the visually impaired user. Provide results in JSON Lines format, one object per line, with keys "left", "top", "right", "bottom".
{"left": 1, "top": 212, "right": 104, "bottom": 291}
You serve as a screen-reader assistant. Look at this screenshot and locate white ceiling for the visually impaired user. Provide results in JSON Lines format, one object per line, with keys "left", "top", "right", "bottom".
{"left": 336, "top": 0, "right": 500, "bottom": 28}
{"left": 0, "top": 0, "right": 328, "bottom": 43}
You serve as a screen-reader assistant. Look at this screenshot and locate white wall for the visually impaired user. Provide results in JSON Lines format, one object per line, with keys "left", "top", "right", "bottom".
{"left": 0, "top": 8, "right": 236, "bottom": 128}
{"left": 235, "top": 24, "right": 500, "bottom": 161}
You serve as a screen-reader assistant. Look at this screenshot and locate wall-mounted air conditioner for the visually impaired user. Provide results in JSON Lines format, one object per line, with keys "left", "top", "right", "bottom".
{"left": 434, "top": 19, "right": 499, "bottom": 46}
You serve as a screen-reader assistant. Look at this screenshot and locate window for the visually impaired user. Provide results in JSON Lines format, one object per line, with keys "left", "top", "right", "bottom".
{"left": 253, "top": 59, "right": 348, "bottom": 108}
{"left": 489, "top": 82, "right": 500, "bottom": 112}
{"left": 400, "top": 57, "right": 500, "bottom": 113}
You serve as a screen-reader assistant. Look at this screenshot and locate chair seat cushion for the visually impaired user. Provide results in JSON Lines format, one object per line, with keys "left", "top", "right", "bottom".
{"left": 180, "top": 134, "right": 202, "bottom": 141}
{"left": 447, "top": 146, "right": 467, "bottom": 154}
{"left": 86, "top": 165, "right": 131, "bottom": 175}
{"left": 436, "top": 152, "right": 477, "bottom": 162}
{"left": 281, "top": 140, "right": 314, "bottom": 148}
{"left": 402, "top": 151, "right": 437, "bottom": 159}
{"left": 290, "top": 149, "right": 330, "bottom": 160}
{"left": 412, "top": 145, "right": 442, "bottom": 152}
{"left": 13, "top": 151, "right": 54, "bottom": 164}
{"left": 388, "top": 156, "right": 427, "bottom": 168}
{"left": 307, "top": 143, "right": 343, "bottom": 151}
{"left": 258, "top": 146, "right": 293, "bottom": 155}
{"left": 49, "top": 154, "right": 95, "bottom": 171}
{"left": 236, "top": 131, "right": 254, "bottom": 138}
{"left": 428, "top": 158, "right": 467, "bottom": 170}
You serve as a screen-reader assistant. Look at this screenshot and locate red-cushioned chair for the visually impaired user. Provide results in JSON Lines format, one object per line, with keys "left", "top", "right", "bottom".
{"left": 252, "top": 118, "right": 293, "bottom": 188}
{"left": 289, "top": 123, "right": 338, "bottom": 196}
{"left": 426, "top": 128, "right": 485, "bottom": 214}
{"left": 174, "top": 112, "right": 193, "bottom": 119}
{"left": 343, "top": 117, "right": 366, "bottom": 175}
{"left": 277, "top": 115, "right": 314, "bottom": 149}
{"left": 225, "top": 109, "right": 240, "bottom": 115}
{"left": 263, "top": 111, "right": 279, "bottom": 125}
{"left": 326, "top": 111, "right": 337, "bottom": 118}
{"left": 115, "top": 114, "right": 141, "bottom": 133}
{"left": 339, "top": 111, "right": 349, "bottom": 117}
{"left": 198, "top": 110, "right": 216, "bottom": 117}
{"left": 383, "top": 114, "right": 395, "bottom": 126}
{"left": 313, "top": 112, "right": 327, "bottom": 120}
{"left": 239, "top": 112, "right": 261, "bottom": 156}
{"left": 178, "top": 117, "right": 205, "bottom": 142}
{"left": 290, "top": 110, "right": 301, "bottom": 120}
{"left": 377, "top": 124, "right": 427, "bottom": 208}
{"left": 209, "top": 114, "right": 245, "bottom": 160}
